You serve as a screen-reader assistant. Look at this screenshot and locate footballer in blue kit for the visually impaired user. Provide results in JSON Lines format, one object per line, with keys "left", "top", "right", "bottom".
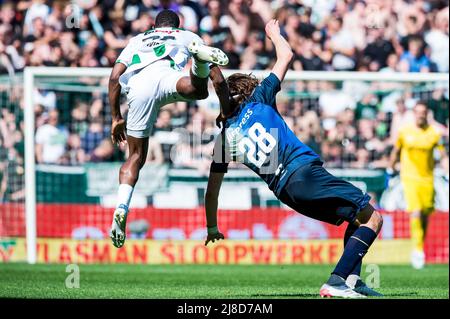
{"left": 204, "top": 20, "right": 384, "bottom": 298}
{"left": 214, "top": 72, "right": 321, "bottom": 198}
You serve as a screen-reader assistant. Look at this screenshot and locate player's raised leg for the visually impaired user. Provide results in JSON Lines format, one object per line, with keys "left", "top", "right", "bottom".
{"left": 175, "top": 41, "right": 229, "bottom": 101}
{"left": 320, "top": 204, "right": 383, "bottom": 298}
{"left": 110, "top": 136, "right": 148, "bottom": 248}
{"left": 188, "top": 40, "right": 229, "bottom": 67}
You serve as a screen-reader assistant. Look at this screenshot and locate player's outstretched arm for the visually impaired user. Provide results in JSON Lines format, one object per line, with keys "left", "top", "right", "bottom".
{"left": 204, "top": 170, "right": 225, "bottom": 246}
{"left": 108, "top": 63, "right": 127, "bottom": 146}
{"left": 265, "top": 19, "right": 294, "bottom": 83}
{"left": 209, "top": 65, "right": 232, "bottom": 119}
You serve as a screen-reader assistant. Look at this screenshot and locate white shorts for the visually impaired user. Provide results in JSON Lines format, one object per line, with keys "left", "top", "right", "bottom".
{"left": 125, "top": 60, "right": 190, "bottom": 138}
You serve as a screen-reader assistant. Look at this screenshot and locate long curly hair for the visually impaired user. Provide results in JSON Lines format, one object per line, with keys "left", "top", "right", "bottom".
{"left": 226, "top": 73, "right": 260, "bottom": 112}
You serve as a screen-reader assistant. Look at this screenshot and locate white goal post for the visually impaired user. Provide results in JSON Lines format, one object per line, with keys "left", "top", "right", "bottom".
{"left": 23, "top": 67, "right": 449, "bottom": 264}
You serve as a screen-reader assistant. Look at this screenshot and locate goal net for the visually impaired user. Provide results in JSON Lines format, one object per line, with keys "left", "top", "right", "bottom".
{"left": 0, "top": 68, "right": 448, "bottom": 265}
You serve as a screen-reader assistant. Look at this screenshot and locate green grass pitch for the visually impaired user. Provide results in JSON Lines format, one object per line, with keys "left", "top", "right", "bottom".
{"left": 0, "top": 263, "right": 448, "bottom": 299}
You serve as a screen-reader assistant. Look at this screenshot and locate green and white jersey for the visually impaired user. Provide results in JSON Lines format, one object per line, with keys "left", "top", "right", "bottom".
{"left": 116, "top": 27, "right": 203, "bottom": 87}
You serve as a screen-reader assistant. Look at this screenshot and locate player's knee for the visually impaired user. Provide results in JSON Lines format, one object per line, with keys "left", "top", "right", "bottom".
{"left": 357, "top": 205, "right": 383, "bottom": 233}
{"left": 367, "top": 210, "right": 383, "bottom": 233}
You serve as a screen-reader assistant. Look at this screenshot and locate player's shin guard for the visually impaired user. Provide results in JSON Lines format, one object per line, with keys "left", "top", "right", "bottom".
{"left": 116, "top": 184, "right": 134, "bottom": 211}
{"left": 344, "top": 223, "right": 362, "bottom": 277}
{"left": 332, "top": 226, "right": 378, "bottom": 279}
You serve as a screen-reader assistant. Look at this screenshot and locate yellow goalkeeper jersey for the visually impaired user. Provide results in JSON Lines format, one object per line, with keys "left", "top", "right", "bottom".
{"left": 396, "top": 124, "right": 444, "bottom": 182}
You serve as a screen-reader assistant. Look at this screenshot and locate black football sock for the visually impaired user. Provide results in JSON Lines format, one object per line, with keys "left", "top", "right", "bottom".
{"left": 332, "top": 226, "right": 378, "bottom": 280}
{"left": 344, "top": 223, "right": 362, "bottom": 277}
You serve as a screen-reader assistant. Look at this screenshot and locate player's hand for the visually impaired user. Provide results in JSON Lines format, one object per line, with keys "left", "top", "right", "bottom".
{"left": 205, "top": 232, "right": 225, "bottom": 246}
{"left": 111, "top": 118, "right": 127, "bottom": 146}
{"left": 265, "top": 19, "right": 281, "bottom": 40}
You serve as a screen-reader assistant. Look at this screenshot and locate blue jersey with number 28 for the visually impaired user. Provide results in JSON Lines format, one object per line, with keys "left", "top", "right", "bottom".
{"left": 211, "top": 73, "right": 320, "bottom": 196}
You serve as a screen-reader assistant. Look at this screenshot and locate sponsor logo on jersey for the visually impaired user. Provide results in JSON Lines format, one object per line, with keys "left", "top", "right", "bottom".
{"left": 225, "top": 108, "right": 253, "bottom": 141}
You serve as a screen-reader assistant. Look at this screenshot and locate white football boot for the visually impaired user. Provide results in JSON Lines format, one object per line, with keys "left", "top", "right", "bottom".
{"left": 346, "top": 275, "right": 383, "bottom": 297}
{"left": 188, "top": 40, "right": 229, "bottom": 66}
{"left": 110, "top": 204, "right": 128, "bottom": 248}
{"left": 320, "top": 274, "right": 366, "bottom": 298}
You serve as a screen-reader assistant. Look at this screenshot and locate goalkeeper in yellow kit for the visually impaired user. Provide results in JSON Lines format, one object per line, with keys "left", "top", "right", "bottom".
{"left": 389, "top": 101, "right": 448, "bottom": 269}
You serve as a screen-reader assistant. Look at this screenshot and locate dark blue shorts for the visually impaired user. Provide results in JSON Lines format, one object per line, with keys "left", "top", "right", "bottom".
{"left": 278, "top": 160, "right": 371, "bottom": 226}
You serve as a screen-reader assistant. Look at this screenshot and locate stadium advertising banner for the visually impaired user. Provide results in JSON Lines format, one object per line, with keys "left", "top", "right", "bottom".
{"left": 0, "top": 204, "right": 448, "bottom": 264}
{"left": 1, "top": 238, "right": 412, "bottom": 265}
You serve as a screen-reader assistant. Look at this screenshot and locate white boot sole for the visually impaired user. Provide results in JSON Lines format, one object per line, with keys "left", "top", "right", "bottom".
{"left": 110, "top": 209, "right": 127, "bottom": 248}
{"left": 188, "top": 41, "right": 229, "bottom": 66}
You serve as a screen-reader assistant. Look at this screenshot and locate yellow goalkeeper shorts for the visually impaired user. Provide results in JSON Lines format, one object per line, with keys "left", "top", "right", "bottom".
{"left": 402, "top": 179, "right": 435, "bottom": 214}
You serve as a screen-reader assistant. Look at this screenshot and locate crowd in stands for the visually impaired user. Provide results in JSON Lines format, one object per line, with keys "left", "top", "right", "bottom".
{"left": 0, "top": 0, "right": 449, "bottom": 198}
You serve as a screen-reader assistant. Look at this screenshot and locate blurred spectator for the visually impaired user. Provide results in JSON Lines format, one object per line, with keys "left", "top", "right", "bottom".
{"left": 429, "top": 87, "right": 450, "bottom": 127}
{"left": 292, "top": 37, "right": 327, "bottom": 71}
{"left": 352, "top": 148, "right": 371, "bottom": 169}
{"left": 355, "top": 94, "right": 379, "bottom": 121}
{"left": 64, "top": 133, "right": 86, "bottom": 165}
{"left": 71, "top": 101, "right": 89, "bottom": 136}
{"left": 326, "top": 16, "right": 356, "bottom": 71}
{"left": 171, "top": 111, "right": 212, "bottom": 174}
{"left": 35, "top": 109, "right": 68, "bottom": 164}
{"left": 227, "top": 0, "right": 251, "bottom": 46}
{"left": 1, "top": 0, "right": 447, "bottom": 72}
{"left": 399, "top": 36, "right": 431, "bottom": 72}
{"left": 200, "top": 0, "right": 231, "bottom": 34}
{"left": 81, "top": 117, "right": 109, "bottom": 159}
{"left": 154, "top": 108, "right": 176, "bottom": 162}
{"left": 363, "top": 28, "right": 395, "bottom": 70}
{"left": 23, "top": 0, "right": 50, "bottom": 36}
{"left": 154, "top": 109, "right": 173, "bottom": 132}
{"left": 380, "top": 53, "right": 400, "bottom": 73}
{"left": 389, "top": 97, "right": 415, "bottom": 143}
{"left": 200, "top": 1, "right": 234, "bottom": 61}
{"left": 295, "top": 111, "right": 322, "bottom": 155}
{"left": 425, "top": 7, "right": 449, "bottom": 73}
{"left": 0, "top": 150, "right": 25, "bottom": 202}
{"left": 319, "top": 82, "right": 355, "bottom": 120}
{"left": 240, "top": 31, "right": 272, "bottom": 70}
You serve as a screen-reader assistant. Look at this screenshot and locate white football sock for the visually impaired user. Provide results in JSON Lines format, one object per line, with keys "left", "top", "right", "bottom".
{"left": 116, "top": 184, "right": 134, "bottom": 211}
{"left": 191, "top": 58, "right": 210, "bottom": 79}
